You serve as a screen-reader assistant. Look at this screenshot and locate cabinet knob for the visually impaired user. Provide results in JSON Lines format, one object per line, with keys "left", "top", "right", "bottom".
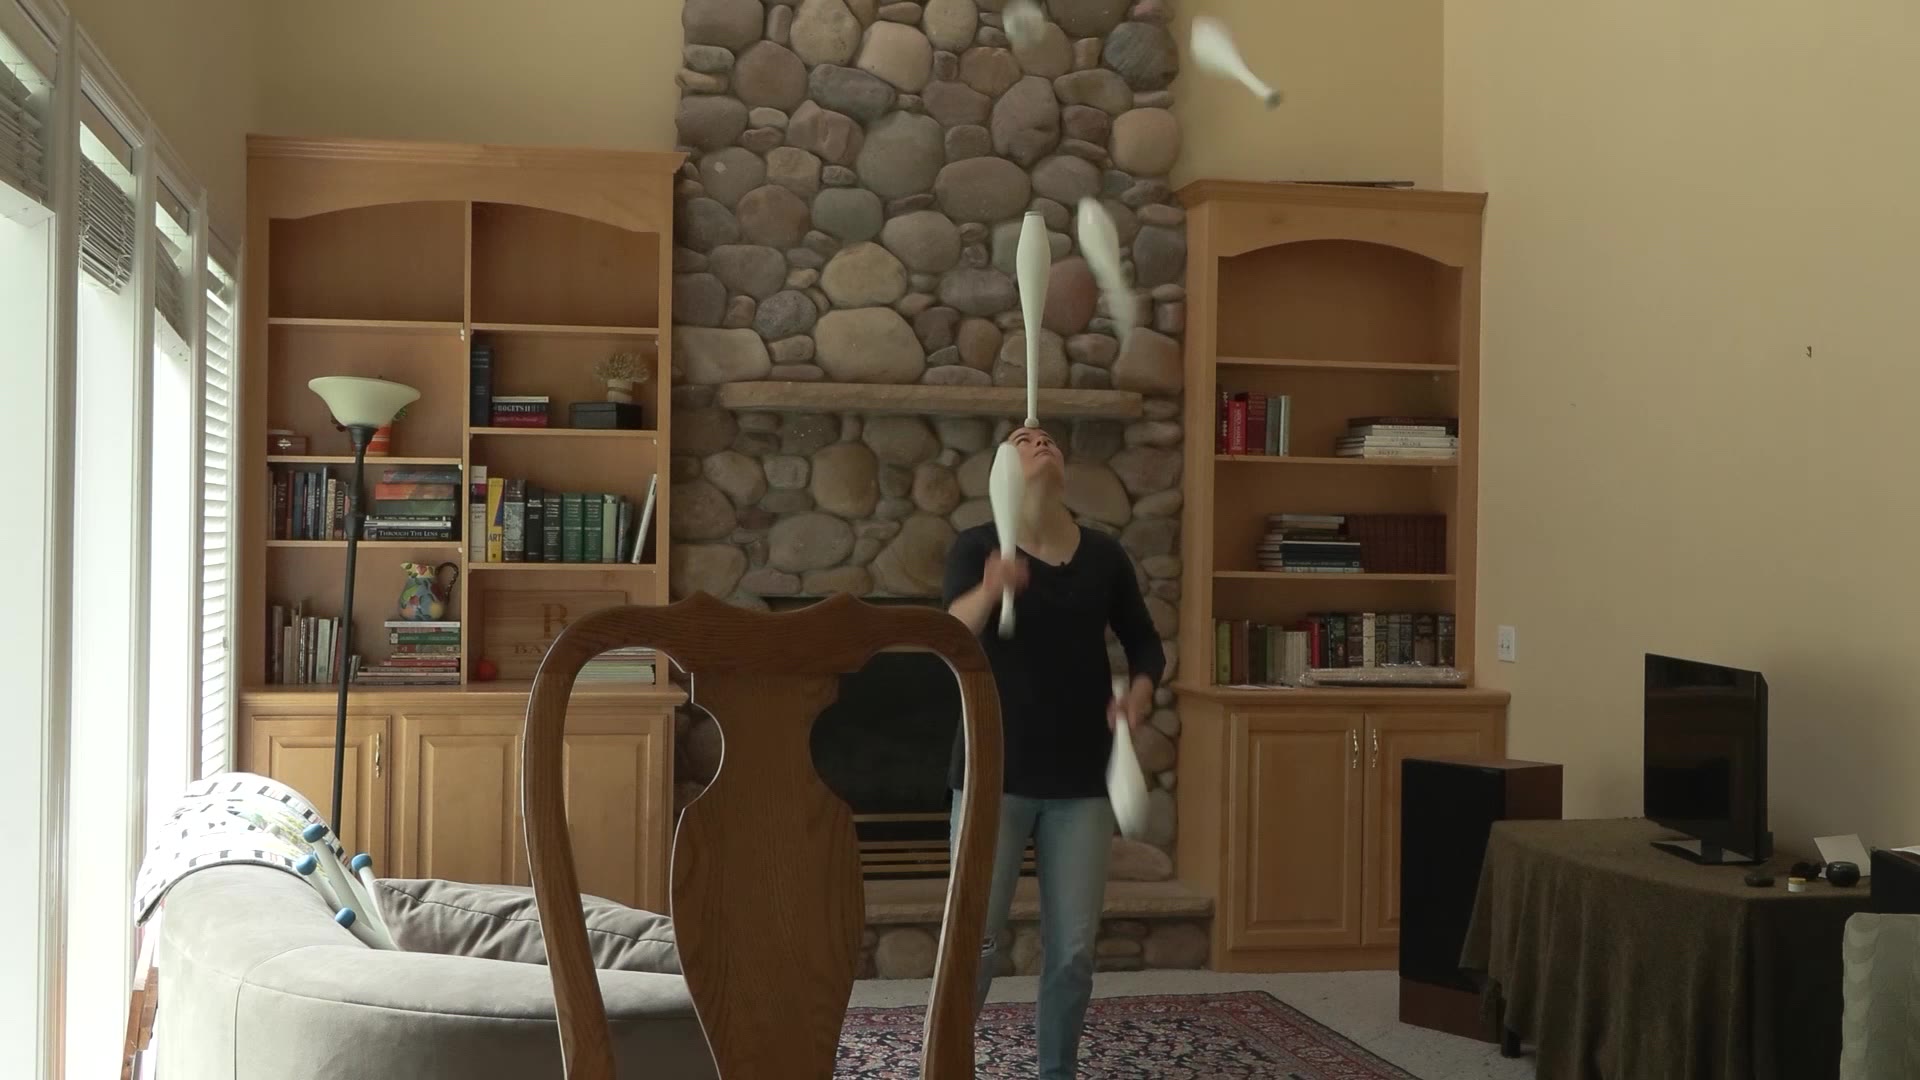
{"left": 1370, "top": 729, "right": 1380, "bottom": 770}
{"left": 1350, "top": 729, "right": 1359, "bottom": 770}
{"left": 374, "top": 732, "right": 383, "bottom": 777}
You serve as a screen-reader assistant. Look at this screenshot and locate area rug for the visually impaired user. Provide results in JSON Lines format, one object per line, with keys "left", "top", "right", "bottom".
{"left": 835, "top": 991, "right": 1419, "bottom": 1078}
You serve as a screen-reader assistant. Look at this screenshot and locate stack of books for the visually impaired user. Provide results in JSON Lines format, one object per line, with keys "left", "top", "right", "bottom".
{"left": 1258, "top": 514, "right": 1362, "bottom": 573}
{"left": 1214, "top": 612, "right": 1456, "bottom": 686}
{"left": 268, "top": 602, "right": 341, "bottom": 685}
{"left": 578, "top": 646, "right": 658, "bottom": 685}
{"left": 354, "top": 621, "right": 462, "bottom": 686}
{"left": 272, "top": 465, "right": 344, "bottom": 540}
{"left": 1335, "top": 417, "right": 1459, "bottom": 460}
{"left": 1216, "top": 390, "right": 1291, "bottom": 455}
{"left": 471, "top": 469, "right": 657, "bottom": 564}
{"left": 491, "top": 395, "right": 551, "bottom": 428}
{"left": 366, "top": 464, "right": 460, "bottom": 541}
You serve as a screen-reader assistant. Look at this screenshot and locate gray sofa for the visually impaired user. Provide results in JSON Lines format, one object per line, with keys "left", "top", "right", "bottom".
{"left": 156, "top": 865, "right": 719, "bottom": 1079}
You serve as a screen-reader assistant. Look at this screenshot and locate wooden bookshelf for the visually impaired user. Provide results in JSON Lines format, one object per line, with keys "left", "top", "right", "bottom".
{"left": 1172, "top": 180, "right": 1508, "bottom": 974}
{"left": 233, "top": 138, "right": 685, "bottom": 908}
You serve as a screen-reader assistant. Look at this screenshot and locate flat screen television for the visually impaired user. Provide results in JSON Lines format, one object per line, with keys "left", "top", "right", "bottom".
{"left": 1643, "top": 653, "right": 1772, "bottom": 864}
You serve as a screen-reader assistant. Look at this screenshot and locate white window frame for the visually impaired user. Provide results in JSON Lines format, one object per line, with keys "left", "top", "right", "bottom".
{"left": 1, "top": 1, "right": 244, "bottom": 1076}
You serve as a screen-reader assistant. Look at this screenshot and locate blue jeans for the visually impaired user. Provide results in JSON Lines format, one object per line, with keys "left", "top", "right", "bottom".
{"left": 950, "top": 792, "right": 1114, "bottom": 1080}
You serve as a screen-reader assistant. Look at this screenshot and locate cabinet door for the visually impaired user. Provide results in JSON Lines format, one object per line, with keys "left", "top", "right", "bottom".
{"left": 1361, "top": 709, "right": 1500, "bottom": 947}
{"left": 243, "top": 713, "right": 391, "bottom": 872}
{"left": 562, "top": 706, "right": 673, "bottom": 911}
{"left": 392, "top": 713, "right": 524, "bottom": 887}
{"left": 392, "top": 705, "right": 674, "bottom": 909}
{"left": 1227, "top": 710, "right": 1365, "bottom": 951}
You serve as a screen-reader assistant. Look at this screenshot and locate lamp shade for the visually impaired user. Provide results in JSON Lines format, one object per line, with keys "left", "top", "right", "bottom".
{"left": 308, "top": 376, "right": 420, "bottom": 429}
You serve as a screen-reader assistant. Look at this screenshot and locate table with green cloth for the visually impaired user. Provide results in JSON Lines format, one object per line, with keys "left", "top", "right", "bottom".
{"left": 1460, "top": 817, "right": 1869, "bottom": 1080}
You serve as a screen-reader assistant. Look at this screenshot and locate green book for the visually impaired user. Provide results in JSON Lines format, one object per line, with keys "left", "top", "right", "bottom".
{"left": 543, "top": 494, "right": 562, "bottom": 562}
{"left": 582, "top": 494, "right": 604, "bottom": 563}
{"left": 601, "top": 495, "right": 619, "bottom": 563}
{"left": 561, "top": 493, "right": 585, "bottom": 563}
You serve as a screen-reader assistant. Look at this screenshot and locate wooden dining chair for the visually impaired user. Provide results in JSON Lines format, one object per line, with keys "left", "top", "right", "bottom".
{"left": 521, "top": 592, "right": 1003, "bottom": 1080}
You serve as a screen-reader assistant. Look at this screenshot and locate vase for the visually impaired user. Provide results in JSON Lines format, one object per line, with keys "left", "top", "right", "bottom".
{"left": 606, "top": 378, "right": 635, "bottom": 404}
{"left": 367, "top": 423, "right": 392, "bottom": 456}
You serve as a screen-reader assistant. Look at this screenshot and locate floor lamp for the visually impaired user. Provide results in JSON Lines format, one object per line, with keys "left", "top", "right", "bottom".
{"left": 307, "top": 376, "right": 420, "bottom": 834}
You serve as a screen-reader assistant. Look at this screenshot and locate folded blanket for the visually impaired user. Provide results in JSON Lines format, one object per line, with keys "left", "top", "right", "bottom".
{"left": 134, "top": 772, "right": 340, "bottom": 923}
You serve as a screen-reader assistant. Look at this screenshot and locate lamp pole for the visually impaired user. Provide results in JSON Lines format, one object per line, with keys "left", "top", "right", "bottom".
{"left": 330, "top": 423, "right": 375, "bottom": 833}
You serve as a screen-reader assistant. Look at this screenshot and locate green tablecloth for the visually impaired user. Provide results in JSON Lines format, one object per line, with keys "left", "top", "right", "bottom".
{"left": 1460, "top": 818, "right": 1868, "bottom": 1080}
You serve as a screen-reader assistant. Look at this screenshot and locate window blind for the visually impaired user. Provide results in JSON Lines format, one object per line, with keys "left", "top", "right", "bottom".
{"left": 78, "top": 154, "right": 133, "bottom": 291}
{"left": 196, "top": 258, "right": 235, "bottom": 778}
{"left": 153, "top": 185, "right": 188, "bottom": 345}
{"left": 0, "top": 55, "right": 46, "bottom": 204}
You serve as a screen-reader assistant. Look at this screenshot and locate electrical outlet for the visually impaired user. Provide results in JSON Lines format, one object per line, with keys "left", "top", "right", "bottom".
{"left": 1497, "top": 625, "right": 1517, "bottom": 663}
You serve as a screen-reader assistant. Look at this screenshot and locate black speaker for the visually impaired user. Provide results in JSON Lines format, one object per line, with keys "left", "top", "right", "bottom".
{"left": 1398, "top": 757, "right": 1562, "bottom": 1041}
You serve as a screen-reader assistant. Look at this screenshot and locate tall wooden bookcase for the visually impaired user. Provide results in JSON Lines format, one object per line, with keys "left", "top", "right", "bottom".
{"left": 1172, "top": 181, "right": 1511, "bottom": 971}
{"left": 234, "top": 137, "right": 685, "bottom": 909}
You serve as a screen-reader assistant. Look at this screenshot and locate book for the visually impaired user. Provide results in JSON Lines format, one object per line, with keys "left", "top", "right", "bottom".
{"left": 470, "top": 342, "right": 493, "bottom": 427}
{"left": 561, "top": 493, "right": 584, "bottom": 563}
{"left": 543, "top": 492, "right": 562, "bottom": 562}
{"left": 502, "top": 478, "right": 526, "bottom": 562}
{"left": 468, "top": 466, "right": 487, "bottom": 552}
{"left": 583, "top": 495, "right": 604, "bottom": 563}
{"left": 632, "top": 476, "right": 658, "bottom": 563}
{"left": 525, "top": 483, "right": 545, "bottom": 563}
{"left": 485, "top": 477, "right": 505, "bottom": 562}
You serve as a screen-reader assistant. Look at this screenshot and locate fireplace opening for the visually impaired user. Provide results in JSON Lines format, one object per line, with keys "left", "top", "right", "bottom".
{"left": 786, "top": 599, "right": 1034, "bottom": 880}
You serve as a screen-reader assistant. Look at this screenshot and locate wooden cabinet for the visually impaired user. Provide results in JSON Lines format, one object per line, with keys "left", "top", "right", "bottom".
{"left": 390, "top": 702, "right": 673, "bottom": 909}
{"left": 239, "top": 686, "right": 680, "bottom": 911}
{"left": 1228, "top": 711, "right": 1365, "bottom": 950}
{"left": 1179, "top": 689, "right": 1507, "bottom": 971}
{"left": 1361, "top": 709, "right": 1498, "bottom": 947}
{"left": 242, "top": 713, "right": 391, "bottom": 872}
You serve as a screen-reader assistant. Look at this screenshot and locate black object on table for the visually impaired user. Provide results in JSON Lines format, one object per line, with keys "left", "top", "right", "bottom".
{"left": 1460, "top": 817, "right": 1869, "bottom": 1080}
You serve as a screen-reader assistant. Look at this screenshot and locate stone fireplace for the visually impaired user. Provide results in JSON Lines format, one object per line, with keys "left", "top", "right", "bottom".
{"left": 665, "top": 0, "right": 1207, "bottom": 974}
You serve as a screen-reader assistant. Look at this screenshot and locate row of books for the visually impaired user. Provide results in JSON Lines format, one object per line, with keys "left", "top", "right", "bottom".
{"left": 355, "top": 621, "right": 462, "bottom": 686}
{"left": 1216, "top": 391, "right": 1291, "bottom": 455}
{"left": 270, "top": 463, "right": 462, "bottom": 542}
{"left": 470, "top": 468, "right": 658, "bottom": 564}
{"left": 1214, "top": 612, "right": 1457, "bottom": 686}
{"left": 268, "top": 603, "right": 342, "bottom": 685}
{"left": 1255, "top": 513, "right": 1449, "bottom": 574}
{"left": 579, "top": 646, "right": 658, "bottom": 685}
{"left": 1336, "top": 418, "right": 1458, "bottom": 460}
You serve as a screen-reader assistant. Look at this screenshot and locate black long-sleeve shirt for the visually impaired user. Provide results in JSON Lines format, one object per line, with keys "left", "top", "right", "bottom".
{"left": 943, "top": 523, "right": 1166, "bottom": 799}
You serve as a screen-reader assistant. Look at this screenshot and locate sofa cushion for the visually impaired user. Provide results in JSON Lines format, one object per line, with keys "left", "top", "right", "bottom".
{"left": 373, "top": 878, "right": 680, "bottom": 974}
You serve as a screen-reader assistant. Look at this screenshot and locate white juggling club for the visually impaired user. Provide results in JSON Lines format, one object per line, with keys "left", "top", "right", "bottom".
{"left": 1106, "top": 676, "right": 1151, "bottom": 840}
{"left": 350, "top": 852, "right": 396, "bottom": 943}
{"left": 987, "top": 443, "right": 1025, "bottom": 640}
{"left": 296, "top": 852, "right": 382, "bottom": 948}
{"left": 1015, "top": 210, "right": 1050, "bottom": 427}
{"left": 1003, "top": 0, "right": 1044, "bottom": 51}
{"left": 1075, "top": 198, "right": 1135, "bottom": 348}
{"left": 304, "top": 822, "right": 391, "bottom": 947}
{"left": 1191, "top": 16, "right": 1282, "bottom": 108}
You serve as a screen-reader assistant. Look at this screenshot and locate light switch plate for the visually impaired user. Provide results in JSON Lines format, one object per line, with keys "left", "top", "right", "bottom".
{"left": 1496, "top": 625, "right": 1517, "bottom": 663}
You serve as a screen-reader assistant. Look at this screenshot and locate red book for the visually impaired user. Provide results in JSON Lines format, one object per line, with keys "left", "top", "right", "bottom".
{"left": 489, "top": 414, "right": 551, "bottom": 428}
{"left": 1248, "top": 393, "right": 1268, "bottom": 457}
{"left": 1227, "top": 396, "right": 1248, "bottom": 454}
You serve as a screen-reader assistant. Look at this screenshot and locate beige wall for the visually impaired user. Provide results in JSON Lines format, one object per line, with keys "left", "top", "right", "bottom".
{"left": 255, "top": 1, "right": 681, "bottom": 153}
{"left": 1447, "top": 0, "right": 1920, "bottom": 851}
{"left": 67, "top": 0, "right": 259, "bottom": 241}
{"left": 249, "top": 0, "right": 1439, "bottom": 191}
{"left": 1173, "top": 0, "right": 1440, "bottom": 187}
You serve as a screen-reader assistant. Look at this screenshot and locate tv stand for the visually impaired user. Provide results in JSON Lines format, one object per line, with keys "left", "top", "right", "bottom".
{"left": 1650, "top": 836, "right": 1767, "bottom": 865}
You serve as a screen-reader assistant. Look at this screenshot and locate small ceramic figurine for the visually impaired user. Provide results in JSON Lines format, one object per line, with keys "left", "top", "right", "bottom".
{"left": 397, "top": 561, "right": 459, "bottom": 621}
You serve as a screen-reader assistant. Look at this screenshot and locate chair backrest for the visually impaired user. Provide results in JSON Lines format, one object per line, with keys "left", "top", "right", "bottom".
{"left": 522, "top": 592, "right": 1002, "bottom": 1080}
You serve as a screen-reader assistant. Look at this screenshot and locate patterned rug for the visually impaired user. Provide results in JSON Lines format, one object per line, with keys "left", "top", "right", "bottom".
{"left": 836, "top": 991, "right": 1419, "bottom": 1078}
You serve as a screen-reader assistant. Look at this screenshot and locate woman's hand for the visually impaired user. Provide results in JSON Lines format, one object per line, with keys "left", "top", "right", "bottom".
{"left": 980, "top": 550, "right": 1029, "bottom": 596}
{"left": 1107, "top": 674, "right": 1154, "bottom": 732}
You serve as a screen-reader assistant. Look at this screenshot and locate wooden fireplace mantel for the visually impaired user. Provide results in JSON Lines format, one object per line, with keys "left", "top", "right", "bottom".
{"left": 712, "top": 381, "right": 1145, "bottom": 420}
